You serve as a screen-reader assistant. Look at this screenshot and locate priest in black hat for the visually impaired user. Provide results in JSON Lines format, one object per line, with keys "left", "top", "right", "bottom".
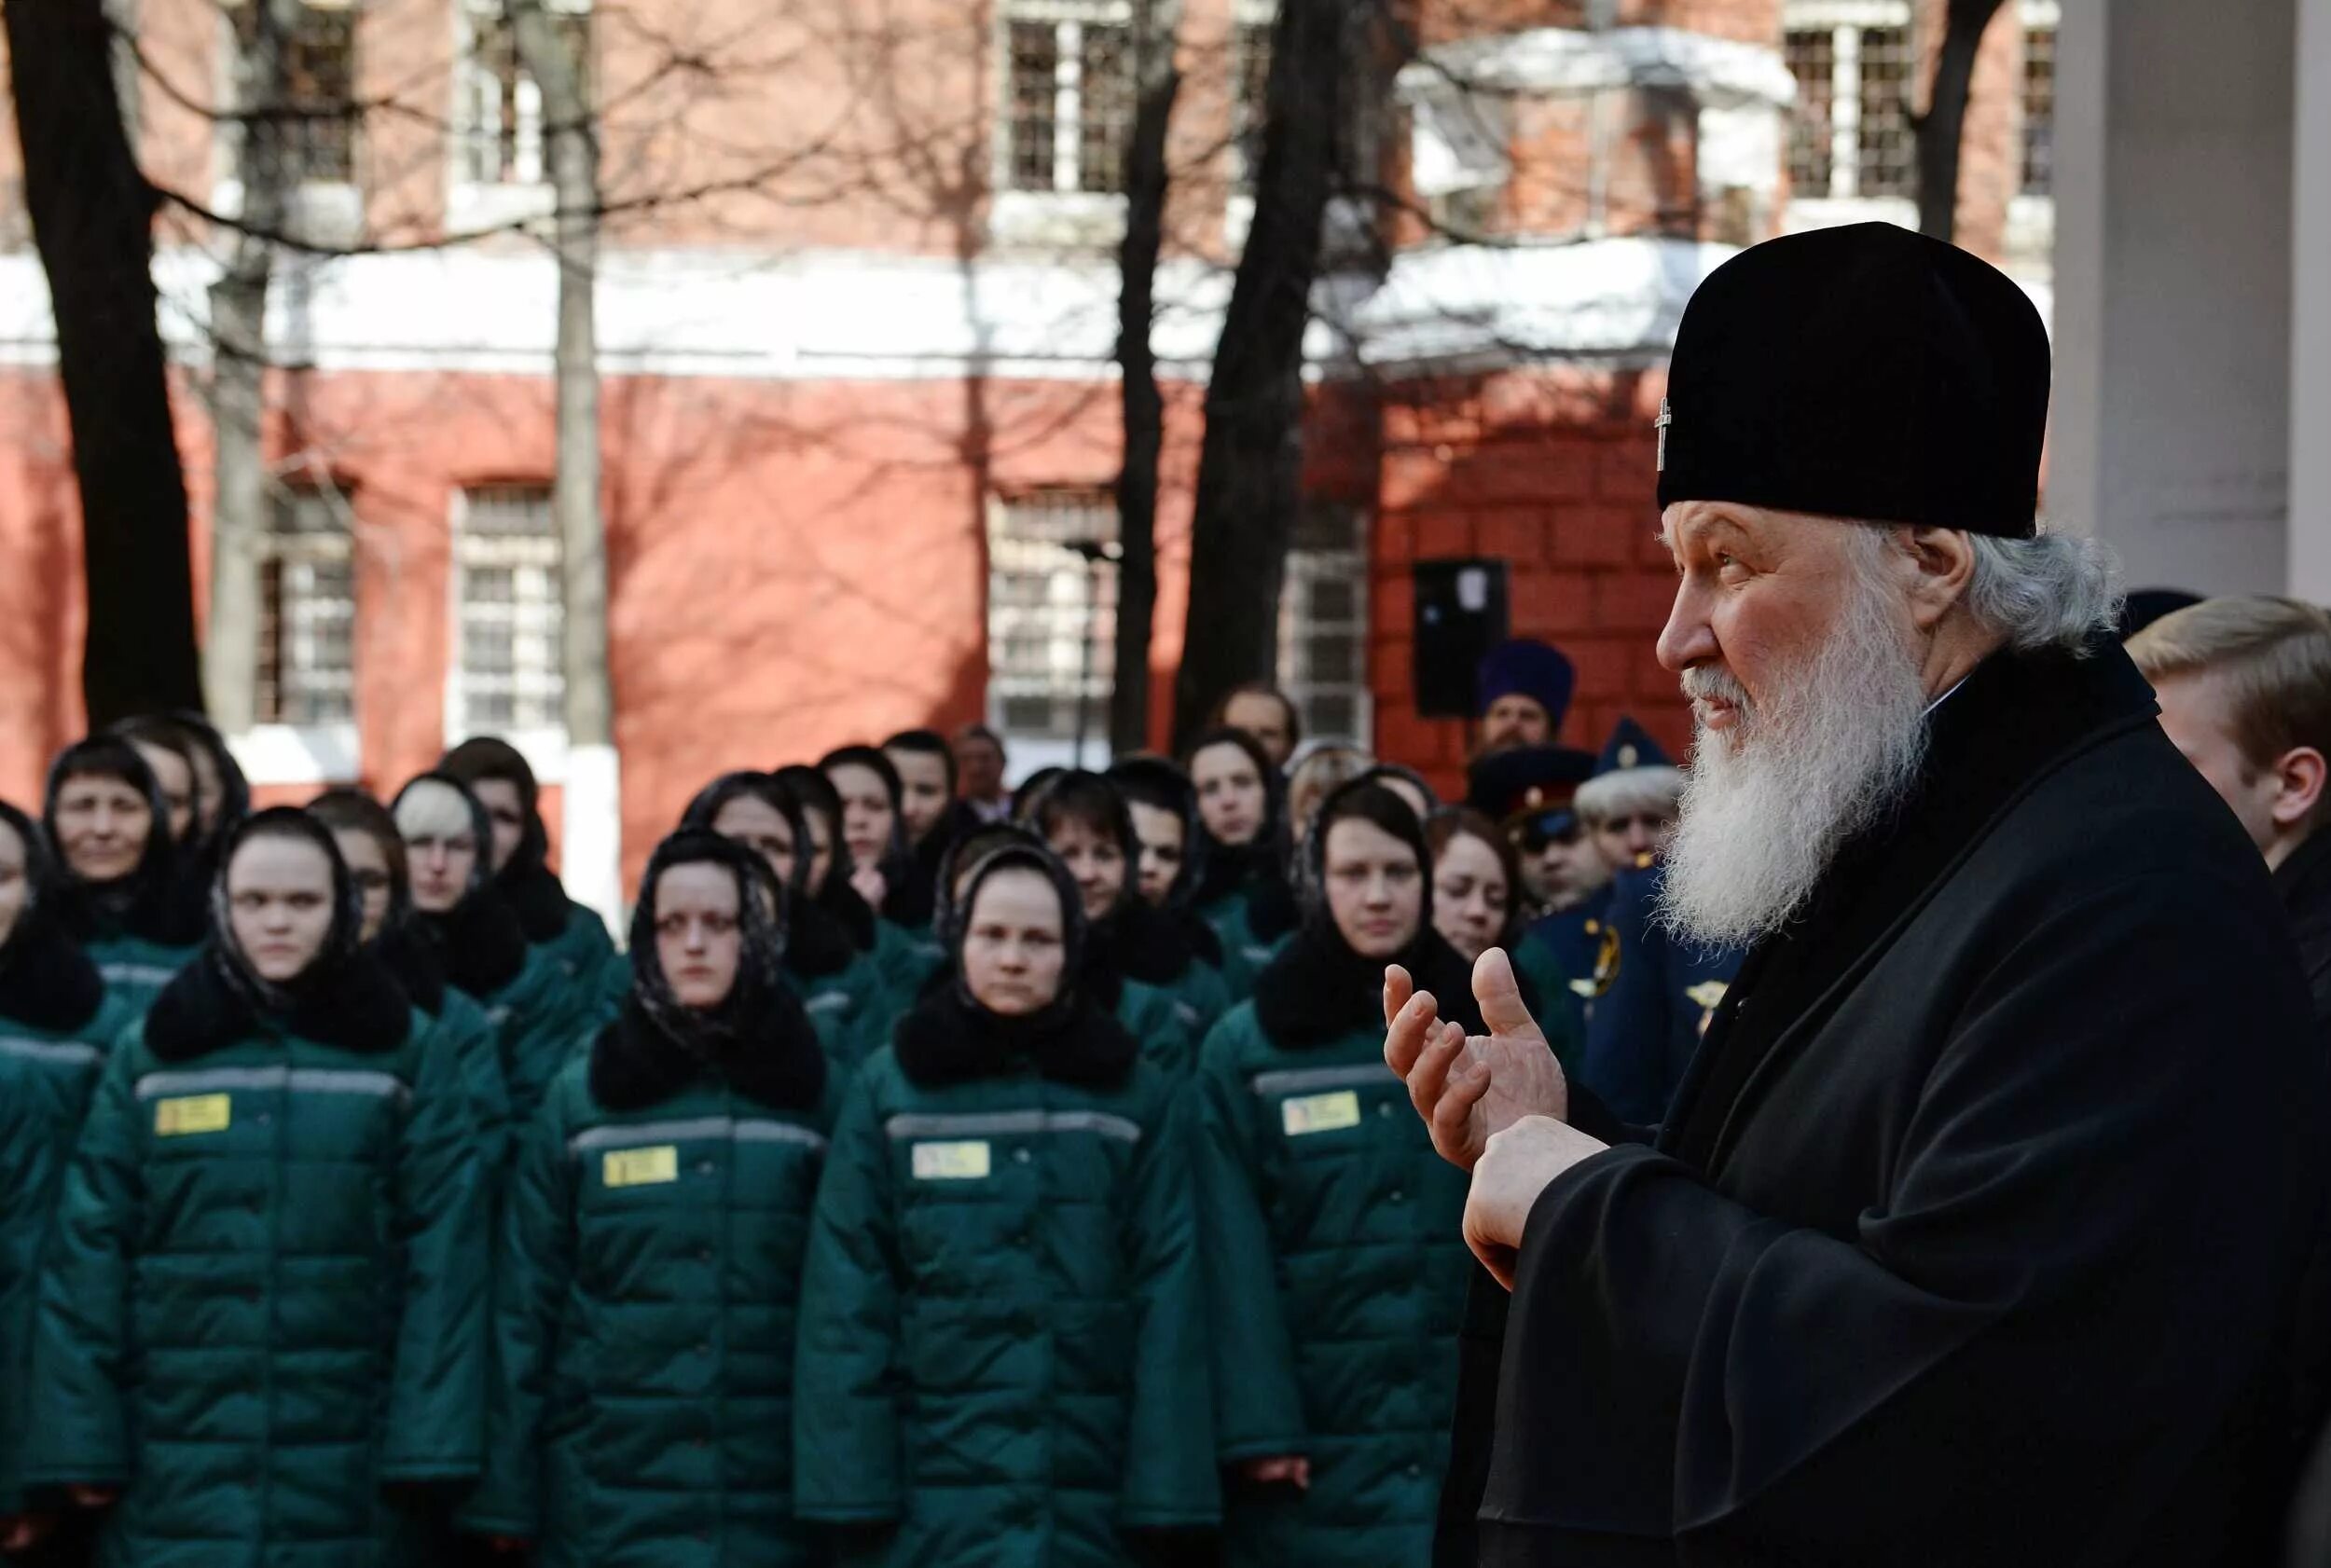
{"left": 1386, "top": 222, "right": 2323, "bottom": 1565}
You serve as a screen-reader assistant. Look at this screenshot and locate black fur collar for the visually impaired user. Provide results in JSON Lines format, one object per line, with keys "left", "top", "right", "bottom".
{"left": 420, "top": 892, "right": 530, "bottom": 999}
{"left": 1255, "top": 923, "right": 1484, "bottom": 1050}
{"left": 587, "top": 991, "right": 827, "bottom": 1112}
{"left": 818, "top": 876, "right": 879, "bottom": 953}
{"left": 499, "top": 858, "right": 575, "bottom": 945}
{"left": 893, "top": 985, "right": 1138, "bottom": 1090}
{"left": 145, "top": 945, "right": 414, "bottom": 1062}
{"left": 370, "top": 920, "right": 448, "bottom": 1016}
{"left": 0, "top": 920, "right": 107, "bottom": 1034}
{"left": 784, "top": 892, "right": 860, "bottom": 982}
{"left": 1097, "top": 896, "right": 1200, "bottom": 988}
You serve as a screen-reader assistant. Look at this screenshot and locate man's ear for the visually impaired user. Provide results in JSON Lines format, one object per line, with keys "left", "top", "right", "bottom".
{"left": 1899, "top": 527, "right": 1979, "bottom": 632}
{"left": 2269, "top": 747, "right": 2329, "bottom": 831}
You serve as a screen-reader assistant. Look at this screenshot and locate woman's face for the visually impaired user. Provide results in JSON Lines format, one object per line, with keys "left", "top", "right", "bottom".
{"left": 886, "top": 747, "right": 952, "bottom": 846}
{"left": 826, "top": 763, "right": 896, "bottom": 868}
{"left": 1323, "top": 816, "right": 1424, "bottom": 961}
{"left": 330, "top": 827, "right": 395, "bottom": 945}
{"left": 401, "top": 790, "right": 480, "bottom": 915}
{"left": 1047, "top": 816, "right": 1128, "bottom": 923}
{"left": 654, "top": 861, "right": 744, "bottom": 1010}
{"left": 1125, "top": 801, "right": 1185, "bottom": 907}
{"left": 186, "top": 744, "right": 226, "bottom": 837}
{"left": 0, "top": 820, "right": 28, "bottom": 949}
{"left": 53, "top": 773, "right": 153, "bottom": 885}
{"left": 469, "top": 778, "right": 530, "bottom": 874}
{"left": 1192, "top": 744, "right": 1266, "bottom": 847}
{"left": 131, "top": 743, "right": 195, "bottom": 846}
{"left": 1432, "top": 831, "right": 1509, "bottom": 965}
{"left": 960, "top": 866, "right": 1067, "bottom": 1016}
{"left": 227, "top": 833, "right": 338, "bottom": 983}
{"left": 711, "top": 794, "right": 797, "bottom": 887}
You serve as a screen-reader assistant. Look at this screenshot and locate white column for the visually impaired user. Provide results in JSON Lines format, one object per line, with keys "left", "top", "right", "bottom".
{"left": 2048, "top": 0, "right": 2297, "bottom": 593}
{"left": 2290, "top": 0, "right": 2331, "bottom": 598}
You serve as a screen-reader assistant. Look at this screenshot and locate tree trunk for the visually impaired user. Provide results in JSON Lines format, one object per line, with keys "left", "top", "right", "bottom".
{"left": 1110, "top": 0, "right": 1180, "bottom": 757}
{"left": 508, "top": 0, "right": 620, "bottom": 927}
{"left": 204, "top": 0, "right": 301, "bottom": 736}
{"left": 4, "top": 0, "right": 203, "bottom": 726}
{"left": 1915, "top": 0, "right": 2004, "bottom": 241}
{"left": 1170, "top": 0, "right": 1342, "bottom": 752}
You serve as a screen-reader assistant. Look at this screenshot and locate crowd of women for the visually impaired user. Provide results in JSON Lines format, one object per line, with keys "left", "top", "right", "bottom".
{"left": 0, "top": 692, "right": 1593, "bottom": 1568}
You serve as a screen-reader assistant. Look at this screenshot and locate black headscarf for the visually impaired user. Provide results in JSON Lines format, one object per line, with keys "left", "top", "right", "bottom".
{"left": 167, "top": 710, "right": 253, "bottom": 837}
{"left": 42, "top": 736, "right": 203, "bottom": 948}
{"left": 1182, "top": 726, "right": 1300, "bottom": 942}
{"left": 821, "top": 744, "right": 933, "bottom": 928}
{"left": 894, "top": 841, "right": 1137, "bottom": 1090}
{"left": 309, "top": 788, "right": 447, "bottom": 1015}
{"left": 439, "top": 736, "right": 572, "bottom": 944}
{"left": 589, "top": 830, "right": 824, "bottom": 1112}
{"left": 1256, "top": 777, "right": 1483, "bottom": 1049}
{"left": 680, "top": 770, "right": 858, "bottom": 982}
{"left": 773, "top": 764, "right": 879, "bottom": 954}
{"left": 0, "top": 801, "right": 107, "bottom": 1032}
{"left": 391, "top": 772, "right": 531, "bottom": 998}
{"left": 145, "top": 808, "right": 411, "bottom": 1061}
{"left": 1108, "top": 756, "right": 1226, "bottom": 968}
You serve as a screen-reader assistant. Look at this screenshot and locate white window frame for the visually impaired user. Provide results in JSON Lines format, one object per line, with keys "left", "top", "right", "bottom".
{"left": 446, "top": 0, "right": 589, "bottom": 233}
{"left": 984, "top": 489, "right": 1119, "bottom": 770}
{"left": 990, "top": 0, "right": 1134, "bottom": 246}
{"left": 1277, "top": 505, "right": 1372, "bottom": 750}
{"left": 237, "top": 476, "right": 362, "bottom": 786}
{"left": 1781, "top": 0, "right": 1917, "bottom": 229}
{"left": 443, "top": 486, "right": 570, "bottom": 783}
{"left": 209, "top": 0, "right": 365, "bottom": 246}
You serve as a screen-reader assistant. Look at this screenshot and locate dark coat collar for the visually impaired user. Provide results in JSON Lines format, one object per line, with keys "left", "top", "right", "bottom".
{"left": 0, "top": 919, "right": 107, "bottom": 1034}
{"left": 1666, "top": 640, "right": 2161, "bottom": 1170}
{"left": 783, "top": 890, "right": 860, "bottom": 982}
{"left": 499, "top": 858, "right": 575, "bottom": 945}
{"left": 2273, "top": 827, "right": 2331, "bottom": 1033}
{"left": 1255, "top": 922, "right": 1484, "bottom": 1050}
{"left": 370, "top": 920, "right": 449, "bottom": 1016}
{"left": 1097, "top": 896, "right": 1201, "bottom": 989}
{"left": 421, "top": 891, "right": 531, "bottom": 999}
{"left": 893, "top": 985, "right": 1139, "bottom": 1090}
{"left": 587, "top": 991, "right": 828, "bottom": 1113}
{"left": 145, "top": 946, "right": 414, "bottom": 1062}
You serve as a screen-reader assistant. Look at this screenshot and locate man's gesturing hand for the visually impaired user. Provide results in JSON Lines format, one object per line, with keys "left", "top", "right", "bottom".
{"left": 1382, "top": 947, "right": 1569, "bottom": 1171}
{"left": 1463, "top": 1116, "right": 1609, "bottom": 1288}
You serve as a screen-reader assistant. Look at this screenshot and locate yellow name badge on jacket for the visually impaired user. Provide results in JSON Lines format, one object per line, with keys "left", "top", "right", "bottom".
{"left": 155, "top": 1094, "right": 231, "bottom": 1137}
{"left": 912, "top": 1141, "right": 991, "bottom": 1181}
{"left": 1282, "top": 1091, "right": 1361, "bottom": 1137}
{"left": 602, "top": 1146, "right": 679, "bottom": 1189}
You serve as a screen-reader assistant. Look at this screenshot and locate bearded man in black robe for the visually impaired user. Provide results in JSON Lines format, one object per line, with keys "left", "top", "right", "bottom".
{"left": 1385, "top": 222, "right": 2324, "bottom": 1566}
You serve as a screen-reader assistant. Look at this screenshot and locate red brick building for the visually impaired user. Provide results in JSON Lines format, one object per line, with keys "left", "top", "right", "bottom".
{"left": 0, "top": 0, "right": 2056, "bottom": 901}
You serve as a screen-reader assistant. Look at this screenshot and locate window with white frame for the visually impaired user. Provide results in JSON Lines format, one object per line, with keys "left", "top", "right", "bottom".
{"left": 452, "top": 485, "right": 565, "bottom": 736}
{"left": 2021, "top": 13, "right": 2055, "bottom": 196}
{"left": 987, "top": 488, "right": 1118, "bottom": 745}
{"left": 453, "top": 0, "right": 590, "bottom": 188}
{"left": 1277, "top": 502, "right": 1370, "bottom": 747}
{"left": 1002, "top": 3, "right": 1135, "bottom": 196}
{"left": 256, "top": 483, "right": 356, "bottom": 724}
{"left": 1783, "top": 3, "right": 1914, "bottom": 201}
{"left": 224, "top": 0, "right": 358, "bottom": 186}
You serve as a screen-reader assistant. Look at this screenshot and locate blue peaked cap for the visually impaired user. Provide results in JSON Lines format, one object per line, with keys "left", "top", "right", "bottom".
{"left": 1594, "top": 716, "right": 1672, "bottom": 777}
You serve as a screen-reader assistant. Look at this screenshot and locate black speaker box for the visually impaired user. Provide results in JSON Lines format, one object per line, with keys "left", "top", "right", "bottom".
{"left": 1412, "top": 557, "right": 1510, "bottom": 719}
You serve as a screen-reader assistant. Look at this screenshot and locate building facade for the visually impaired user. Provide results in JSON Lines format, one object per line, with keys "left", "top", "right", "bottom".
{"left": 0, "top": 0, "right": 2055, "bottom": 894}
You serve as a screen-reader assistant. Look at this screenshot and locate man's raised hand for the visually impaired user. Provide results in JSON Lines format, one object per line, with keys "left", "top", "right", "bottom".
{"left": 1384, "top": 947, "right": 1570, "bottom": 1171}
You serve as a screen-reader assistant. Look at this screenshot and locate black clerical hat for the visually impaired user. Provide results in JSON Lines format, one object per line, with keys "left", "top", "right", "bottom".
{"left": 1655, "top": 223, "right": 2048, "bottom": 539}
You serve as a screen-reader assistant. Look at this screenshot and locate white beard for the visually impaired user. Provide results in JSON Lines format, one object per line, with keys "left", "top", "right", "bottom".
{"left": 1657, "top": 555, "right": 1932, "bottom": 949}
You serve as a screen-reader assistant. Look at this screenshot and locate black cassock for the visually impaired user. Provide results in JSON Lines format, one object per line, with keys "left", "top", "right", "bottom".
{"left": 1467, "top": 642, "right": 2324, "bottom": 1567}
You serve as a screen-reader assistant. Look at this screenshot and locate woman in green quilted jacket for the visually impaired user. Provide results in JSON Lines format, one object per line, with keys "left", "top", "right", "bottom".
{"left": 1193, "top": 777, "right": 1487, "bottom": 1567}
{"left": 821, "top": 746, "right": 950, "bottom": 1008}
{"left": 1180, "top": 729, "right": 1299, "bottom": 1002}
{"left": 683, "top": 770, "right": 890, "bottom": 1076}
{"left": 42, "top": 737, "right": 204, "bottom": 1014}
{"left": 793, "top": 842, "right": 1219, "bottom": 1566}
{"left": 463, "top": 829, "right": 834, "bottom": 1566}
{"left": 0, "top": 802, "right": 137, "bottom": 1556}
{"left": 393, "top": 774, "right": 597, "bottom": 1132}
{"left": 27, "top": 808, "right": 487, "bottom": 1567}
{"left": 1028, "top": 772, "right": 1234, "bottom": 1076}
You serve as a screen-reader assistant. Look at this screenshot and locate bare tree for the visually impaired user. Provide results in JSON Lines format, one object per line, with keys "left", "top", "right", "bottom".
{"left": 507, "top": 0, "right": 621, "bottom": 925}
{"left": 1110, "top": 0, "right": 1182, "bottom": 756}
{"left": 202, "top": 0, "right": 302, "bottom": 733}
{"left": 1915, "top": 0, "right": 2007, "bottom": 241}
{"left": 4, "top": 0, "right": 203, "bottom": 726}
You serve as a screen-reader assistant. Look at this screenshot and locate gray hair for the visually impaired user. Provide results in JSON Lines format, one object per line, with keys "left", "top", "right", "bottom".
{"left": 1577, "top": 765, "right": 1685, "bottom": 827}
{"left": 1960, "top": 529, "right": 2125, "bottom": 653}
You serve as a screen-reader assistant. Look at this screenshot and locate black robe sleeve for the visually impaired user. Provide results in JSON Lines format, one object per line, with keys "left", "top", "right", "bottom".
{"left": 1483, "top": 871, "right": 2317, "bottom": 1564}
